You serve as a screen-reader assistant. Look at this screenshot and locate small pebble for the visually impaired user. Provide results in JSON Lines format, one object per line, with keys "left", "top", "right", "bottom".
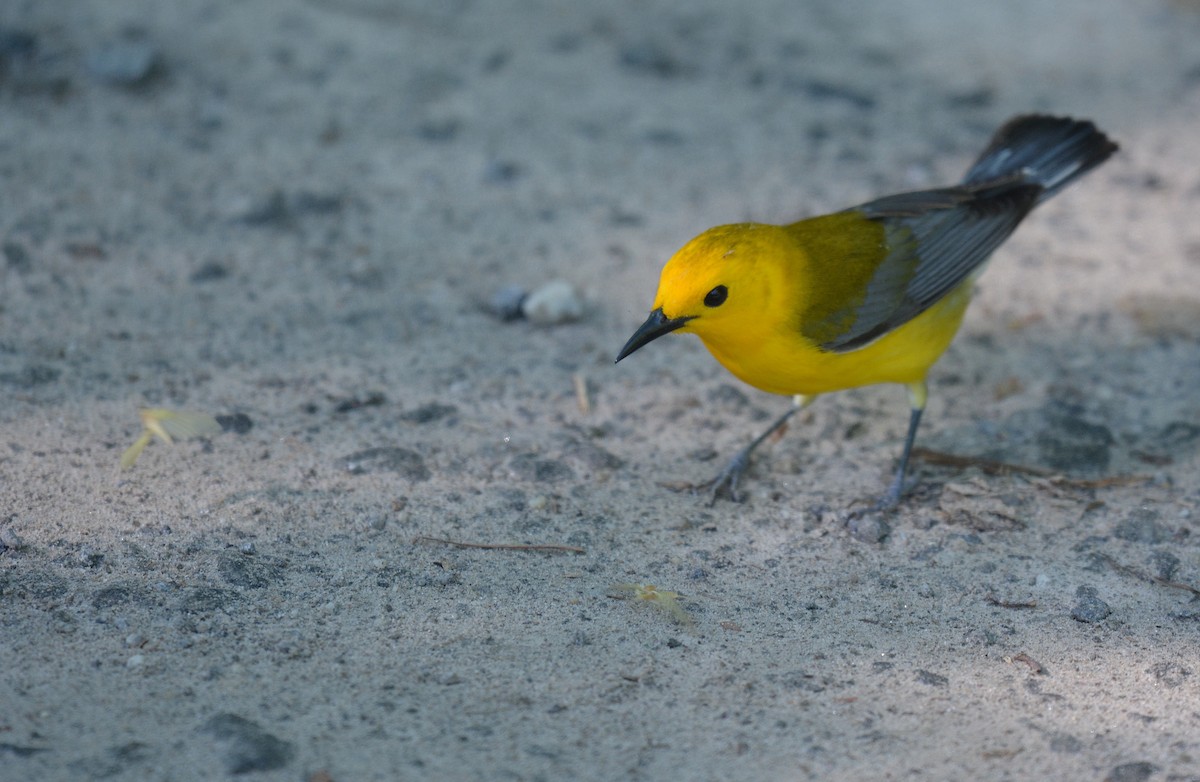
{"left": 216, "top": 413, "right": 254, "bottom": 434}
{"left": 846, "top": 512, "right": 890, "bottom": 544}
{"left": 86, "top": 40, "right": 161, "bottom": 86}
{"left": 487, "top": 284, "right": 528, "bottom": 321}
{"left": 1105, "top": 761, "right": 1159, "bottom": 782}
{"left": 203, "top": 713, "right": 294, "bottom": 774}
{"left": 0, "top": 527, "right": 25, "bottom": 550}
{"left": 125, "top": 633, "right": 145, "bottom": 648}
{"left": 126, "top": 654, "right": 145, "bottom": 668}
{"left": 1071, "top": 585, "right": 1111, "bottom": 623}
{"left": 522, "top": 280, "right": 584, "bottom": 325}
{"left": 916, "top": 669, "right": 949, "bottom": 687}
{"left": 77, "top": 546, "right": 104, "bottom": 568}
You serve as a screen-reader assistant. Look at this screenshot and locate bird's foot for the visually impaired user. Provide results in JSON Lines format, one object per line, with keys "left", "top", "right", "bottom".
{"left": 873, "top": 470, "right": 911, "bottom": 512}
{"left": 697, "top": 449, "right": 752, "bottom": 505}
{"left": 841, "top": 478, "right": 911, "bottom": 543}
{"left": 844, "top": 504, "right": 892, "bottom": 543}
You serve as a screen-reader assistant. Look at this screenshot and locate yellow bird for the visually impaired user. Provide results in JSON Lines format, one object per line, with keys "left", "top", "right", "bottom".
{"left": 616, "top": 115, "right": 1117, "bottom": 509}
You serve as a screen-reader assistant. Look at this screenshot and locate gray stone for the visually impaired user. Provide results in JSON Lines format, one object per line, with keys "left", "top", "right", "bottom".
{"left": 1071, "top": 585, "right": 1111, "bottom": 623}
{"left": 202, "top": 713, "right": 294, "bottom": 775}
{"left": 1104, "top": 761, "right": 1158, "bottom": 782}
{"left": 341, "top": 446, "right": 431, "bottom": 480}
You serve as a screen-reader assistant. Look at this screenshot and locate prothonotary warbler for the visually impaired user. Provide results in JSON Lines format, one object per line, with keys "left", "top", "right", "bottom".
{"left": 616, "top": 114, "right": 1117, "bottom": 509}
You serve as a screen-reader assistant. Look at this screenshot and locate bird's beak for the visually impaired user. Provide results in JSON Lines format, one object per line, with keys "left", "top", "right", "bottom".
{"left": 615, "top": 307, "right": 694, "bottom": 363}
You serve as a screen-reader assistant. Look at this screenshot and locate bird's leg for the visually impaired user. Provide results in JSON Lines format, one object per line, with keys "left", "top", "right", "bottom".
{"left": 872, "top": 382, "right": 927, "bottom": 511}
{"left": 705, "top": 394, "right": 815, "bottom": 504}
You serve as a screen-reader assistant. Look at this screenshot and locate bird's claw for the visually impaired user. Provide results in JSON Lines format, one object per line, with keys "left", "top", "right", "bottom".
{"left": 697, "top": 450, "right": 751, "bottom": 505}
{"left": 845, "top": 474, "right": 907, "bottom": 521}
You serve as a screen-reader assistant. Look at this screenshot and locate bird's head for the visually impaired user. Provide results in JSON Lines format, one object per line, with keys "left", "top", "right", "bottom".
{"left": 616, "top": 223, "right": 788, "bottom": 363}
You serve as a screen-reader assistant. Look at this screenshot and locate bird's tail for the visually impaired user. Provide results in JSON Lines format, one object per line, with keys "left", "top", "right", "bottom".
{"left": 963, "top": 115, "right": 1118, "bottom": 202}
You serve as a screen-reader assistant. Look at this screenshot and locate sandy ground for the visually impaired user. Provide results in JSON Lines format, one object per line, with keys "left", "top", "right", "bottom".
{"left": 2, "top": 1, "right": 1200, "bottom": 780}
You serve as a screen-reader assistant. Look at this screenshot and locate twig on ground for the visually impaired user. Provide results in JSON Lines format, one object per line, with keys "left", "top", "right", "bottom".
{"left": 911, "top": 447, "right": 1054, "bottom": 477}
{"left": 1044, "top": 474, "right": 1152, "bottom": 489}
{"left": 573, "top": 372, "right": 591, "bottom": 415}
{"left": 986, "top": 594, "right": 1038, "bottom": 609}
{"left": 914, "top": 448, "right": 1152, "bottom": 489}
{"left": 1099, "top": 553, "right": 1200, "bottom": 596}
{"left": 413, "top": 535, "right": 585, "bottom": 554}
{"left": 1008, "top": 652, "right": 1046, "bottom": 674}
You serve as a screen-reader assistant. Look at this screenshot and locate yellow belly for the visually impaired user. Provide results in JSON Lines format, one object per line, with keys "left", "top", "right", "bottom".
{"left": 698, "top": 280, "right": 974, "bottom": 396}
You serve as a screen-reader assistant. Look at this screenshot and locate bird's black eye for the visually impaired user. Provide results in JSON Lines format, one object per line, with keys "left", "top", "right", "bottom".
{"left": 703, "top": 285, "right": 728, "bottom": 308}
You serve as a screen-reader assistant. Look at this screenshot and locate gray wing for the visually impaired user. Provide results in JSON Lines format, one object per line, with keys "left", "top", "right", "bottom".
{"left": 818, "top": 180, "right": 1041, "bottom": 353}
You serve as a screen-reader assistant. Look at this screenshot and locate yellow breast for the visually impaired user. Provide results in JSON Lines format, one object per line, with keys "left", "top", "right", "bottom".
{"left": 694, "top": 279, "right": 973, "bottom": 396}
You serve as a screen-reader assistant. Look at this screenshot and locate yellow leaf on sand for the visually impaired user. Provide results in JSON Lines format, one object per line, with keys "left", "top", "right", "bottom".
{"left": 610, "top": 583, "right": 693, "bottom": 626}
{"left": 120, "top": 408, "right": 222, "bottom": 469}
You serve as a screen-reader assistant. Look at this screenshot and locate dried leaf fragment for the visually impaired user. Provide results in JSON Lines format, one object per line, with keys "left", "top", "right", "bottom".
{"left": 120, "top": 408, "right": 222, "bottom": 469}
{"left": 609, "top": 583, "right": 693, "bottom": 625}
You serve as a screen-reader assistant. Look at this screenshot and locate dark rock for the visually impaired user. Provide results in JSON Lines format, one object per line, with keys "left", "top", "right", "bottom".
{"left": 916, "top": 670, "right": 949, "bottom": 687}
{"left": 216, "top": 413, "right": 253, "bottom": 434}
{"left": 400, "top": 403, "right": 457, "bottom": 424}
{"left": 1070, "top": 585, "right": 1111, "bottom": 623}
{"left": 189, "top": 261, "right": 229, "bottom": 283}
{"left": 0, "top": 527, "right": 25, "bottom": 551}
{"left": 202, "top": 714, "right": 294, "bottom": 775}
{"left": 341, "top": 447, "right": 431, "bottom": 480}
{"left": 0, "top": 742, "right": 49, "bottom": 757}
{"left": 332, "top": 393, "right": 386, "bottom": 414}
{"left": 1104, "top": 761, "right": 1159, "bottom": 782}
{"left": 487, "top": 284, "right": 528, "bottom": 321}
{"left": 846, "top": 512, "right": 889, "bottom": 544}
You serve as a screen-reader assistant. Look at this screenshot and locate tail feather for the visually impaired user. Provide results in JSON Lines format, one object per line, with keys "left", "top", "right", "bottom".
{"left": 963, "top": 115, "right": 1118, "bottom": 201}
